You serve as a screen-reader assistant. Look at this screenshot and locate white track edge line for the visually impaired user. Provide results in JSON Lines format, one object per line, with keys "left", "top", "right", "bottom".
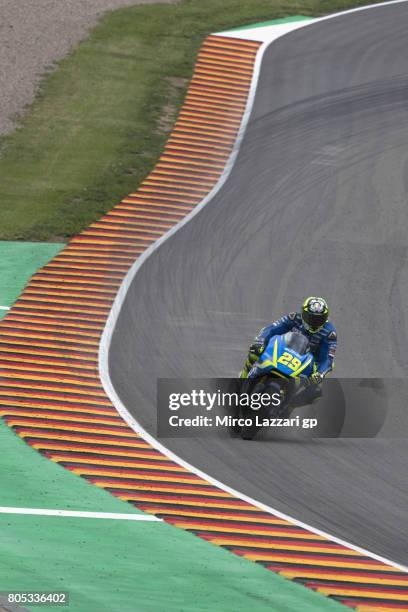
{"left": 215, "top": 0, "right": 408, "bottom": 40}
{"left": 99, "top": 0, "right": 408, "bottom": 574}
{"left": 0, "top": 507, "right": 161, "bottom": 520}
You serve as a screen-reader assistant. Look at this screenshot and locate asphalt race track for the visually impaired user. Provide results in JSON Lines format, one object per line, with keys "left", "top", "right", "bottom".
{"left": 109, "top": 3, "right": 408, "bottom": 565}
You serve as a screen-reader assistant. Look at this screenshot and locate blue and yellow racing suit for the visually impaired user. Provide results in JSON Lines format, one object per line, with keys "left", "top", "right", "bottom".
{"left": 242, "top": 312, "right": 337, "bottom": 377}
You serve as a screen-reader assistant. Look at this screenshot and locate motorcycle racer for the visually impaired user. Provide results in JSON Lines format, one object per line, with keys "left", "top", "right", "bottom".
{"left": 240, "top": 297, "right": 337, "bottom": 383}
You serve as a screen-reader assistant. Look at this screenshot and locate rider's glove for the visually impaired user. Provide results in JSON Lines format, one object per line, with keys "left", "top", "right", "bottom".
{"left": 249, "top": 340, "right": 265, "bottom": 356}
{"left": 309, "top": 371, "right": 323, "bottom": 385}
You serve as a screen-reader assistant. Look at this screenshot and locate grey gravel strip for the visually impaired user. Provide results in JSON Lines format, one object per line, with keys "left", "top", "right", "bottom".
{"left": 0, "top": 0, "right": 177, "bottom": 135}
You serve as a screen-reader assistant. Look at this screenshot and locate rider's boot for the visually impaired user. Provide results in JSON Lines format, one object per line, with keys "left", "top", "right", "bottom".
{"left": 239, "top": 354, "right": 257, "bottom": 379}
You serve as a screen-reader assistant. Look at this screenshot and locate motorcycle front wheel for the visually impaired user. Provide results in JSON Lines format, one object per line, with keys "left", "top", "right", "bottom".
{"left": 240, "top": 379, "right": 288, "bottom": 440}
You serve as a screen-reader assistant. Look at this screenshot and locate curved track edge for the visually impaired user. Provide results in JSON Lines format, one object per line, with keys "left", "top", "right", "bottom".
{"left": 0, "top": 5, "right": 407, "bottom": 611}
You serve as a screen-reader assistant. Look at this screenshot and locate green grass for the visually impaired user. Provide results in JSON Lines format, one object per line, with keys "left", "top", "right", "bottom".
{"left": 0, "top": 242, "right": 64, "bottom": 318}
{"left": 0, "top": 0, "right": 385, "bottom": 241}
{"left": 0, "top": 420, "right": 345, "bottom": 612}
{"left": 0, "top": 418, "right": 143, "bottom": 512}
{"left": 1, "top": 514, "right": 346, "bottom": 612}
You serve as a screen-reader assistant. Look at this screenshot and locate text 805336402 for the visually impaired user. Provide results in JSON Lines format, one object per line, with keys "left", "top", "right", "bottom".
{"left": 0, "top": 592, "right": 69, "bottom": 607}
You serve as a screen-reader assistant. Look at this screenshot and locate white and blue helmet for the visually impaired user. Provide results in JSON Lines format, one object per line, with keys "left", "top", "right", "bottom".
{"left": 301, "top": 297, "right": 329, "bottom": 332}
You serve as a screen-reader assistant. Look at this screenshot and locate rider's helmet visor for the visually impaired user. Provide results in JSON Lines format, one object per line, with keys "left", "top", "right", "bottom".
{"left": 302, "top": 310, "right": 328, "bottom": 330}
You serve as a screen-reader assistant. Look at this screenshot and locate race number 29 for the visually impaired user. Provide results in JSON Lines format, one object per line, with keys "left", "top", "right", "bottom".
{"left": 277, "top": 351, "right": 301, "bottom": 370}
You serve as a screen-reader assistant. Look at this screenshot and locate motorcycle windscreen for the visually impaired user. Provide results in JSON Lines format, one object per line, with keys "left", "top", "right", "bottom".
{"left": 283, "top": 331, "right": 310, "bottom": 355}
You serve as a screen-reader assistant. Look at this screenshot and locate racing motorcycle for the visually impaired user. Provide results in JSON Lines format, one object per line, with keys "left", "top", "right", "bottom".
{"left": 239, "top": 330, "right": 318, "bottom": 440}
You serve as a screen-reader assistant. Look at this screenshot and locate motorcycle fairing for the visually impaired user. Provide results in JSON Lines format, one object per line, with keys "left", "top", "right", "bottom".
{"left": 255, "top": 333, "right": 314, "bottom": 378}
